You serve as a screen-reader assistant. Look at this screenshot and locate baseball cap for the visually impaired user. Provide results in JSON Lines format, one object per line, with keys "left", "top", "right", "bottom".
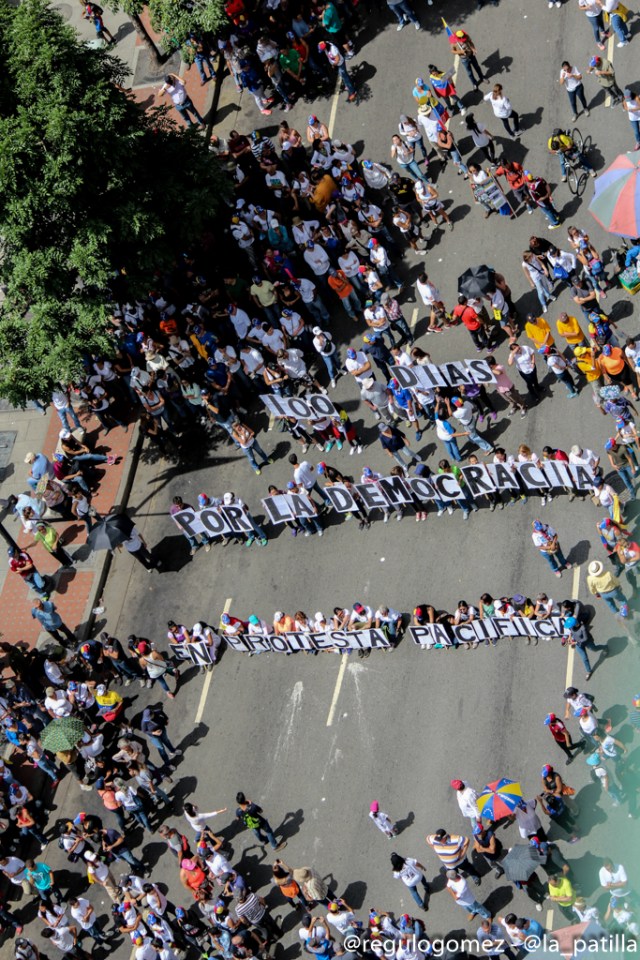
{"left": 370, "top": 800, "right": 379, "bottom": 813}
{"left": 592, "top": 475, "right": 603, "bottom": 487}
{"left": 176, "top": 907, "right": 186, "bottom": 918}
{"left": 586, "top": 753, "right": 600, "bottom": 766}
{"left": 308, "top": 115, "right": 318, "bottom": 124}
{"left": 287, "top": 481, "right": 296, "bottom": 489}
{"left": 564, "top": 617, "right": 577, "bottom": 629}
{"left": 603, "top": 344, "right": 612, "bottom": 356}
{"left": 346, "top": 349, "right": 357, "bottom": 359}
{"left": 533, "top": 520, "right": 544, "bottom": 531}
{"left": 580, "top": 707, "right": 590, "bottom": 716}
{"left": 544, "top": 714, "right": 556, "bottom": 725}
{"left": 317, "top": 463, "right": 326, "bottom": 474}
{"left": 590, "top": 56, "right": 601, "bottom": 67}
{"left": 223, "top": 492, "right": 234, "bottom": 505}
{"left": 605, "top": 438, "right": 616, "bottom": 450}
{"left": 363, "top": 159, "right": 373, "bottom": 169}
{"left": 248, "top": 615, "right": 260, "bottom": 626}
{"left": 96, "top": 684, "right": 106, "bottom": 696}
{"left": 363, "top": 467, "right": 373, "bottom": 477}
{"left": 274, "top": 611, "right": 284, "bottom": 621}
{"left": 472, "top": 823, "right": 483, "bottom": 835}
{"left": 197, "top": 493, "right": 209, "bottom": 507}
{"left": 221, "top": 613, "right": 231, "bottom": 625}
{"left": 541, "top": 764, "right": 552, "bottom": 777}
{"left": 450, "top": 779, "right": 464, "bottom": 790}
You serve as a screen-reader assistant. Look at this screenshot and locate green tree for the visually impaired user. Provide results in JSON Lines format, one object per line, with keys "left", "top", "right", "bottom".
{"left": 106, "top": 0, "right": 227, "bottom": 57}
{"left": 0, "top": 0, "right": 230, "bottom": 406}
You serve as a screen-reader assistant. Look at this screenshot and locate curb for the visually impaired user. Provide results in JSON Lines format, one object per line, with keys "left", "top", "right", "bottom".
{"left": 77, "top": 422, "right": 143, "bottom": 643}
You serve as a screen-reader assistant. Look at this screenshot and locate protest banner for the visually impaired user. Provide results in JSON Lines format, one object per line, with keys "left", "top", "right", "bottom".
{"left": 408, "top": 616, "right": 565, "bottom": 649}
{"left": 471, "top": 174, "right": 512, "bottom": 214}
{"left": 170, "top": 641, "right": 216, "bottom": 667}
{"left": 223, "top": 627, "right": 392, "bottom": 655}
{"left": 261, "top": 393, "right": 339, "bottom": 420}
{"left": 391, "top": 359, "right": 496, "bottom": 392}
{"left": 171, "top": 464, "right": 595, "bottom": 535}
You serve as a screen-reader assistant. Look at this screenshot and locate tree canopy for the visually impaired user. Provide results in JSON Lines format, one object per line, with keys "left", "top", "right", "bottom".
{"left": 112, "top": 0, "right": 227, "bottom": 56}
{"left": 0, "top": 0, "right": 229, "bottom": 405}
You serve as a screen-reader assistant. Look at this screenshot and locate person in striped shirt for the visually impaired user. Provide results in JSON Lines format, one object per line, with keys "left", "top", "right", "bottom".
{"left": 425, "top": 829, "right": 481, "bottom": 884}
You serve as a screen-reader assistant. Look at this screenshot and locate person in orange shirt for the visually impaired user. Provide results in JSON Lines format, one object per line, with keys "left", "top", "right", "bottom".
{"left": 524, "top": 313, "right": 554, "bottom": 351}
{"left": 556, "top": 312, "right": 587, "bottom": 352}
{"left": 596, "top": 344, "right": 638, "bottom": 399}
{"left": 273, "top": 611, "right": 295, "bottom": 635}
{"left": 327, "top": 267, "right": 362, "bottom": 319}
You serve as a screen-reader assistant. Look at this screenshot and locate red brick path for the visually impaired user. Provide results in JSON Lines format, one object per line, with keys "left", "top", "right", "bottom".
{"left": 0, "top": 411, "right": 131, "bottom": 647}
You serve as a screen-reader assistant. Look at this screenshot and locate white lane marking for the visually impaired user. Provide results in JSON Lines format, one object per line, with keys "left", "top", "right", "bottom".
{"left": 545, "top": 908, "right": 554, "bottom": 930}
{"left": 410, "top": 307, "right": 419, "bottom": 329}
{"left": 194, "top": 597, "right": 231, "bottom": 723}
{"left": 328, "top": 82, "right": 341, "bottom": 138}
{"left": 564, "top": 565, "right": 581, "bottom": 689}
{"left": 605, "top": 32, "right": 615, "bottom": 106}
{"left": 326, "top": 653, "right": 349, "bottom": 726}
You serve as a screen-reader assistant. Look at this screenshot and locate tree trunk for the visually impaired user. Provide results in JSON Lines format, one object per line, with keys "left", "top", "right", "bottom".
{"left": 129, "top": 12, "right": 165, "bottom": 64}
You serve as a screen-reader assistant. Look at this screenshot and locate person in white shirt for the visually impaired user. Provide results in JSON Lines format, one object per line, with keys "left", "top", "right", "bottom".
{"left": 508, "top": 342, "right": 542, "bottom": 403}
{"left": 227, "top": 305, "right": 251, "bottom": 341}
{"left": 69, "top": 897, "right": 106, "bottom": 943}
{"left": 291, "top": 217, "right": 319, "bottom": 247}
{"left": 44, "top": 687, "right": 74, "bottom": 719}
{"left": 599, "top": 858, "right": 631, "bottom": 898}
{"left": 559, "top": 62, "right": 590, "bottom": 120}
{"left": 451, "top": 780, "right": 482, "bottom": 827}
{"left": 483, "top": 83, "right": 521, "bottom": 137}
{"left": 540, "top": 345, "right": 578, "bottom": 397}
{"left": 338, "top": 249, "right": 366, "bottom": 291}
{"left": 599, "top": 0, "right": 629, "bottom": 45}
{"left": 312, "top": 328, "right": 340, "bottom": 387}
{"left": 512, "top": 798, "right": 544, "bottom": 839}
{"left": 569, "top": 444, "right": 599, "bottom": 472}
{"left": 303, "top": 241, "right": 331, "bottom": 279}
{"left": 183, "top": 801, "right": 227, "bottom": 834}
{"left": 362, "top": 159, "right": 391, "bottom": 192}
{"left": 446, "top": 870, "right": 490, "bottom": 918}
{"left": 390, "top": 854, "right": 430, "bottom": 908}
{"left": 415, "top": 273, "right": 448, "bottom": 331}
{"left": 369, "top": 800, "right": 397, "bottom": 837}
{"left": 345, "top": 348, "right": 373, "bottom": 383}
{"left": 159, "top": 74, "right": 204, "bottom": 128}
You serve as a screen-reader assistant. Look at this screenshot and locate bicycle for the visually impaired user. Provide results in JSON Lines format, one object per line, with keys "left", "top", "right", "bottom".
{"left": 564, "top": 127, "right": 592, "bottom": 196}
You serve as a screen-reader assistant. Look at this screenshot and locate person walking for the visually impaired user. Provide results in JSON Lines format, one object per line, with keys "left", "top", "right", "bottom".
{"left": 586, "top": 560, "right": 629, "bottom": 617}
{"left": 483, "top": 84, "right": 521, "bottom": 137}
{"left": 450, "top": 30, "right": 485, "bottom": 89}
{"left": 622, "top": 88, "right": 640, "bottom": 150}
{"left": 598, "top": 0, "right": 630, "bottom": 46}
{"left": 7, "top": 546, "right": 48, "bottom": 598}
{"left": 386, "top": 0, "right": 421, "bottom": 31}
{"left": 425, "top": 828, "right": 482, "bottom": 882}
{"left": 377, "top": 423, "right": 419, "bottom": 468}
{"left": 370, "top": 801, "right": 398, "bottom": 837}
{"left": 391, "top": 135, "right": 429, "bottom": 182}
{"left": 236, "top": 792, "right": 287, "bottom": 850}
{"left": 559, "top": 62, "right": 590, "bottom": 120}
{"left": 508, "top": 343, "right": 543, "bottom": 403}
{"left": 160, "top": 74, "right": 205, "bottom": 127}
{"left": 33, "top": 521, "right": 75, "bottom": 567}
{"left": 564, "top": 617, "right": 608, "bottom": 680}
{"left": 231, "top": 421, "right": 271, "bottom": 475}
{"left": 31, "top": 599, "right": 75, "bottom": 645}
{"left": 446, "top": 871, "right": 491, "bottom": 919}
{"left": 531, "top": 520, "right": 572, "bottom": 577}
{"left": 140, "top": 705, "right": 182, "bottom": 768}
{"left": 390, "top": 853, "right": 430, "bottom": 908}
{"left": 544, "top": 713, "right": 584, "bottom": 764}
{"left": 587, "top": 56, "right": 623, "bottom": 105}
{"left": 317, "top": 41, "right": 357, "bottom": 101}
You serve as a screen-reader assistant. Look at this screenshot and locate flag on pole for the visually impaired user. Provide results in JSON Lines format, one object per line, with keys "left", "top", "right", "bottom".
{"left": 442, "top": 16, "right": 453, "bottom": 37}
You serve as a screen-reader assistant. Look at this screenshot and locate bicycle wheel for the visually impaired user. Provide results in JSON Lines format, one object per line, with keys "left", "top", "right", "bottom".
{"left": 575, "top": 171, "right": 588, "bottom": 198}
{"left": 572, "top": 127, "right": 584, "bottom": 152}
{"left": 566, "top": 165, "right": 578, "bottom": 195}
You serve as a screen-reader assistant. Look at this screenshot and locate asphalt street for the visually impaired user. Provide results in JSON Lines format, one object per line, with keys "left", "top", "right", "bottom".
{"left": 21, "top": 0, "right": 640, "bottom": 957}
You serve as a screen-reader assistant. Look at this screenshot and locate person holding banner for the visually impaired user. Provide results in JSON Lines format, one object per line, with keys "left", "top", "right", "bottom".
{"left": 377, "top": 423, "right": 419, "bottom": 469}
{"left": 531, "top": 520, "right": 572, "bottom": 577}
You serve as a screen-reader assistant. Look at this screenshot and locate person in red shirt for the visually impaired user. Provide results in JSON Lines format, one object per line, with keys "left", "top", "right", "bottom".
{"left": 544, "top": 713, "right": 584, "bottom": 764}
{"left": 7, "top": 546, "right": 48, "bottom": 598}
{"left": 494, "top": 159, "right": 536, "bottom": 214}
{"left": 452, "top": 295, "right": 489, "bottom": 351}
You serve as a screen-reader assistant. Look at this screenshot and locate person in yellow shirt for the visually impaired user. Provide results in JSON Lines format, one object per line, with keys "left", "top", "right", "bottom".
{"left": 556, "top": 312, "right": 586, "bottom": 350}
{"left": 573, "top": 345, "right": 603, "bottom": 406}
{"left": 548, "top": 873, "right": 576, "bottom": 920}
{"left": 525, "top": 313, "right": 554, "bottom": 351}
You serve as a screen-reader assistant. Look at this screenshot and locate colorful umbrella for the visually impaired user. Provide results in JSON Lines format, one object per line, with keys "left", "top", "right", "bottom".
{"left": 588, "top": 152, "right": 640, "bottom": 238}
{"left": 477, "top": 778, "right": 523, "bottom": 819}
{"left": 41, "top": 717, "right": 86, "bottom": 753}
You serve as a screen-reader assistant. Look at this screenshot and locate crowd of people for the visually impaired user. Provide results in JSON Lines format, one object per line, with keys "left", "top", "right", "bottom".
{"left": 2, "top": 0, "right": 640, "bottom": 957}
{"left": 0, "top": 632, "right": 638, "bottom": 960}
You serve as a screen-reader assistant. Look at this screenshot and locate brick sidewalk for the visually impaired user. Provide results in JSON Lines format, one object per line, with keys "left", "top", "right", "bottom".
{"left": 0, "top": 409, "right": 132, "bottom": 647}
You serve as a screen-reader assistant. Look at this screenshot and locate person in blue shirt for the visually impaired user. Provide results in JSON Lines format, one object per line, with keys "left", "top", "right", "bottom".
{"left": 515, "top": 916, "right": 545, "bottom": 950}
{"left": 388, "top": 378, "right": 424, "bottom": 441}
{"left": 624, "top": 244, "right": 640, "bottom": 269}
{"left": 30, "top": 600, "right": 76, "bottom": 646}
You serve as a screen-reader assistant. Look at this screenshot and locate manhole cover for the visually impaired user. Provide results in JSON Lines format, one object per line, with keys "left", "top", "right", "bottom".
{"left": 54, "top": 3, "right": 73, "bottom": 20}
{"left": 133, "top": 47, "right": 181, "bottom": 87}
{"left": 0, "top": 431, "right": 16, "bottom": 478}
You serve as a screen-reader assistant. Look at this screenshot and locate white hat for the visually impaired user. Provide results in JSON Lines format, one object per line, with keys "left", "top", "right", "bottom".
{"left": 96, "top": 684, "right": 106, "bottom": 696}
{"left": 312, "top": 326, "right": 323, "bottom": 336}
{"left": 315, "top": 611, "right": 326, "bottom": 622}
{"left": 588, "top": 560, "right": 604, "bottom": 576}
{"left": 361, "top": 377, "right": 375, "bottom": 389}
{"left": 269, "top": 219, "right": 279, "bottom": 228}
{"left": 274, "top": 611, "right": 284, "bottom": 621}
{"left": 85, "top": 851, "right": 97, "bottom": 863}
{"left": 59, "top": 429, "right": 71, "bottom": 439}
{"left": 24, "top": 452, "right": 36, "bottom": 463}
{"left": 223, "top": 492, "right": 234, "bottom": 505}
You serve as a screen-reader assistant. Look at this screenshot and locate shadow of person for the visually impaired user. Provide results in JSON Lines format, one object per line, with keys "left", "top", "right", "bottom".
{"left": 341, "top": 879, "right": 367, "bottom": 909}
{"left": 395, "top": 810, "right": 415, "bottom": 835}
{"left": 277, "top": 808, "right": 304, "bottom": 841}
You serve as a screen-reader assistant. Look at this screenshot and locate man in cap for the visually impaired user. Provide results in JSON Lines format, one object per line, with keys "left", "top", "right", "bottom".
{"left": 531, "top": 520, "right": 572, "bottom": 577}
{"left": 7, "top": 545, "right": 48, "bottom": 598}
{"left": 543, "top": 713, "right": 584, "bottom": 764}
{"left": 450, "top": 30, "right": 485, "bottom": 89}
{"left": 31, "top": 599, "right": 76, "bottom": 646}
{"left": 426, "top": 828, "right": 482, "bottom": 882}
{"left": 586, "top": 559, "right": 629, "bottom": 616}
{"left": 563, "top": 616, "right": 608, "bottom": 680}
{"left": 451, "top": 780, "right": 482, "bottom": 829}
{"left": 360, "top": 376, "right": 394, "bottom": 423}
{"left": 24, "top": 451, "right": 55, "bottom": 492}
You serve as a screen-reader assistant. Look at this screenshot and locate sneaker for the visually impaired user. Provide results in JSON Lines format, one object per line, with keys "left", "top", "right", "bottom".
{"left": 356, "top": 445, "right": 363, "bottom": 454}
{"left": 548, "top": 222, "right": 561, "bottom": 230}
{"left": 561, "top": 175, "right": 567, "bottom": 182}
{"left": 585, "top": 109, "right": 591, "bottom": 117}
{"left": 570, "top": 113, "right": 578, "bottom": 121}
{"left": 617, "top": 40, "right": 629, "bottom": 46}
{"left": 325, "top": 441, "right": 334, "bottom": 452}
{"left": 317, "top": 530, "right": 324, "bottom": 537}
{"left": 254, "top": 468, "right": 261, "bottom": 475}
{"left": 383, "top": 514, "right": 390, "bottom": 523}
{"left": 302, "top": 444, "right": 308, "bottom": 453}
{"left": 437, "top": 508, "right": 444, "bottom": 517}
{"left": 520, "top": 408, "right": 528, "bottom": 418}
{"left": 245, "top": 536, "right": 255, "bottom": 547}
{"left": 259, "top": 538, "right": 268, "bottom": 546}
{"left": 350, "top": 445, "right": 356, "bottom": 455}
{"left": 190, "top": 547, "right": 198, "bottom": 556}
{"left": 330, "top": 379, "right": 336, "bottom": 389}
{"left": 347, "top": 92, "right": 357, "bottom": 102}
{"left": 589, "top": 170, "right": 597, "bottom": 178}
{"left": 415, "top": 430, "right": 423, "bottom": 441}
{"left": 396, "top": 20, "right": 406, "bottom": 30}
{"left": 415, "top": 21, "right": 421, "bottom": 29}
{"left": 535, "top": 904, "right": 543, "bottom": 912}
{"left": 447, "top": 506, "right": 454, "bottom": 515}
{"left": 304, "top": 530, "right": 311, "bottom": 537}
{"left": 260, "top": 109, "right": 272, "bottom": 116}
{"left": 204, "top": 543, "right": 211, "bottom": 552}
{"left": 620, "top": 603, "right": 629, "bottom": 618}
{"left": 336, "top": 440, "right": 343, "bottom": 450}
